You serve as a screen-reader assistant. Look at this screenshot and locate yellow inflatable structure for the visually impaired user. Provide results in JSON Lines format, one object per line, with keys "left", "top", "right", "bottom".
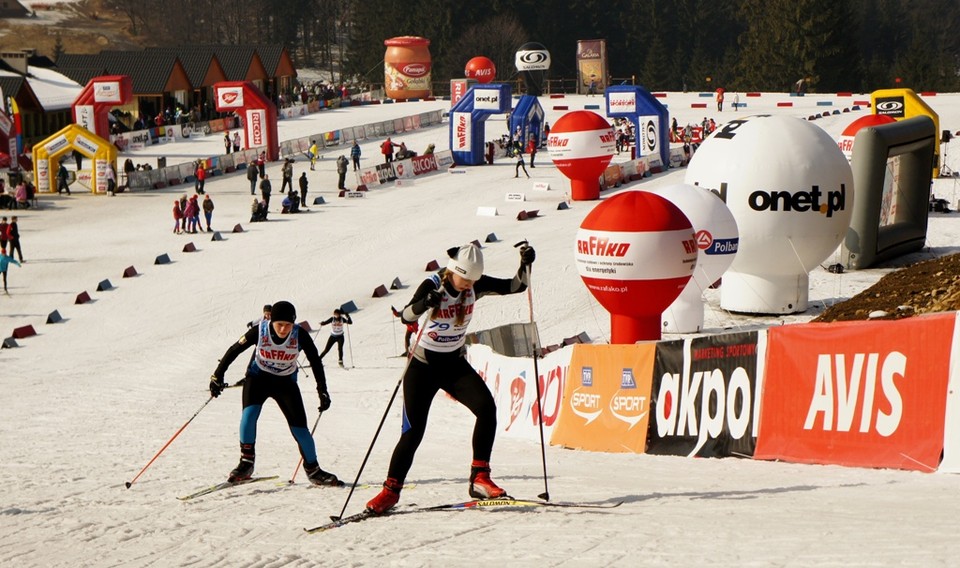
{"left": 32, "top": 124, "right": 118, "bottom": 194}
{"left": 871, "top": 88, "right": 940, "bottom": 178}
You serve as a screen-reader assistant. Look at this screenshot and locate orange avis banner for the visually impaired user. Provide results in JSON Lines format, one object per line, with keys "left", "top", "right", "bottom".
{"left": 755, "top": 314, "right": 955, "bottom": 471}
{"left": 551, "top": 343, "right": 655, "bottom": 453}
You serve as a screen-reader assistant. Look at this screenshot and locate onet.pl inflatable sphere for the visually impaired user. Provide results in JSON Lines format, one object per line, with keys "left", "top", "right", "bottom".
{"left": 547, "top": 111, "right": 616, "bottom": 201}
{"left": 685, "top": 115, "right": 854, "bottom": 314}
{"left": 575, "top": 191, "right": 697, "bottom": 343}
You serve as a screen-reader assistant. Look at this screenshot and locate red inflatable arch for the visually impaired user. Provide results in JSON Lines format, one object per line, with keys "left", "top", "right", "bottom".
{"left": 72, "top": 75, "right": 133, "bottom": 140}
{"left": 213, "top": 81, "right": 279, "bottom": 162}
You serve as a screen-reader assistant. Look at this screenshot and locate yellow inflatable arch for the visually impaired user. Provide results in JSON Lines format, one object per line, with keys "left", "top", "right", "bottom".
{"left": 32, "top": 124, "right": 118, "bottom": 194}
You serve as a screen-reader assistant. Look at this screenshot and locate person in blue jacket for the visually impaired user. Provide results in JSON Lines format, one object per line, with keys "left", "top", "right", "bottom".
{"left": 0, "top": 247, "right": 21, "bottom": 293}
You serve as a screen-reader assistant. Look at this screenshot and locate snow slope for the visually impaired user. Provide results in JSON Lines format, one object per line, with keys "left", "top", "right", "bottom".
{"left": 3, "top": 90, "right": 960, "bottom": 567}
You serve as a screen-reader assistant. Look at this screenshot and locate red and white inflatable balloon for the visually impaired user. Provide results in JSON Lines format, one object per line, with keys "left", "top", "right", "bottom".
{"left": 464, "top": 56, "right": 496, "bottom": 84}
{"left": 575, "top": 191, "right": 698, "bottom": 343}
{"left": 548, "top": 111, "right": 616, "bottom": 200}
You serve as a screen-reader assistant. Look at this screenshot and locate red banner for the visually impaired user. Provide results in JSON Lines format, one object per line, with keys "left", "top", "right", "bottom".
{"left": 755, "top": 315, "right": 955, "bottom": 471}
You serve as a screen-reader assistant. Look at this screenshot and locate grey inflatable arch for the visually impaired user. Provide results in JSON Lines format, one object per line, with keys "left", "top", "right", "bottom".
{"left": 841, "top": 115, "right": 935, "bottom": 270}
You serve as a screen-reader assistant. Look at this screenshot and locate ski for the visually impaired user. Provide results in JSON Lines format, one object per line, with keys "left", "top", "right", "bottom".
{"left": 178, "top": 475, "right": 279, "bottom": 501}
{"left": 304, "top": 497, "right": 621, "bottom": 533}
{"left": 426, "top": 497, "right": 623, "bottom": 510}
{"left": 304, "top": 505, "right": 421, "bottom": 533}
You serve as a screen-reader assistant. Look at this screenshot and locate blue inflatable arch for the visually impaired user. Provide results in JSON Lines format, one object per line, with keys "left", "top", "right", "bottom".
{"left": 604, "top": 85, "right": 670, "bottom": 168}
{"left": 449, "top": 84, "right": 513, "bottom": 166}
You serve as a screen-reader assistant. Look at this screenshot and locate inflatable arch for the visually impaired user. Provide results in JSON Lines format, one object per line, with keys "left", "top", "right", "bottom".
{"left": 72, "top": 75, "right": 133, "bottom": 140}
{"left": 33, "top": 124, "right": 118, "bottom": 194}
{"left": 213, "top": 81, "right": 279, "bottom": 162}
{"left": 449, "top": 84, "right": 513, "bottom": 165}
{"left": 841, "top": 115, "right": 936, "bottom": 270}
{"left": 509, "top": 95, "right": 545, "bottom": 147}
{"left": 604, "top": 85, "right": 670, "bottom": 168}
{"left": 871, "top": 88, "right": 940, "bottom": 178}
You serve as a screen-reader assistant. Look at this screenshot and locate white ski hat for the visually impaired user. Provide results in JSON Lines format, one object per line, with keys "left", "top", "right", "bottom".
{"left": 446, "top": 244, "right": 484, "bottom": 281}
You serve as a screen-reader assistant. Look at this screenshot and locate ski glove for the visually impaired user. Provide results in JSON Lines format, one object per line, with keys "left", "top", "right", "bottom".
{"left": 318, "top": 391, "right": 332, "bottom": 412}
{"left": 519, "top": 244, "right": 536, "bottom": 266}
{"left": 423, "top": 289, "right": 443, "bottom": 309}
{"left": 209, "top": 375, "right": 226, "bottom": 398}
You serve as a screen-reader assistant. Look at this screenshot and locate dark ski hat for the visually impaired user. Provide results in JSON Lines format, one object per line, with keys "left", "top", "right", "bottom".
{"left": 271, "top": 301, "right": 296, "bottom": 323}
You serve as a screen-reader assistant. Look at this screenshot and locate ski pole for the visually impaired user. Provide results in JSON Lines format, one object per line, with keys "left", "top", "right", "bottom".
{"left": 345, "top": 323, "right": 354, "bottom": 368}
{"left": 289, "top": 410, "right": 323, "bottom": 484}
{"left": 125, "top": 395, "right": 215, "bottom": 488}
{"left": 333, "top": 311, "right": 429, "bottom": 521}
{"left": 515, "top": 239, "right": 550, "bottom": 501}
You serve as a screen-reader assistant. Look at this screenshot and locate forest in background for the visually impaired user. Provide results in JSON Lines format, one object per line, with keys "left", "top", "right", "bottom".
{"left": 87, "top": 0, "right": 960, "bottom": 92}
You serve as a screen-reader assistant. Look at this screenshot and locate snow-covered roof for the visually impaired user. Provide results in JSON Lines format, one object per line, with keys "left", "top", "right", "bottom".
{"left": 25, "top": 65, "right": 82, "bottom": 111}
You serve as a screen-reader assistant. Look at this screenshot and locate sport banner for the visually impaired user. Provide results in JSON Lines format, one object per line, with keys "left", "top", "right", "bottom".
{"left": 755, "top": 315, "right": 955, "bottom": 472}
{"left": 466, "top": 343, "right": 571, "bottom": 443}
{"left": 647, "top": 331, "right": 766, "bottom": 458}
{"left": 550, "top": 343, "right": 656, "bottom": 453}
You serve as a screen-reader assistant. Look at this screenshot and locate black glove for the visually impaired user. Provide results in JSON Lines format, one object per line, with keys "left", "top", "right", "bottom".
{"left": 318, "top": 391, "right": 332, "bottom": 412}
{"left": 209, "top": 375, "right": 225, "bottom": 398}
{"left": 519, "top": 244, "right": 536, "bottom": 266}
{"left": 423, "top": 289, "right": 443, "bottom": 309}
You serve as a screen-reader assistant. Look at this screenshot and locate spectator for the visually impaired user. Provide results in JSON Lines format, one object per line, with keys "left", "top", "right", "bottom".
{"left": 260, "top": 174, "right": 272, "bottom": 210}
{"left": 526, "top": 138, "right": 537, "bottom": 168}
{"left": 202, "top": 194, "right": 215, "bottom": 232}
{"left": 281, "top": 190, "right": 301, "bottom": 214}
{"left": 280, "top": 158, "right": 293, "bottom": 193}
{"left": 257, "top": 151, "right": 266, "bottom": 178}
{"left": 123, "top": 158, "right": 135, "bottom": 189}
{"left": 485, "top": 141, "right": 495, "bottom": 165}
{"left": 224, "top": 132, "right": 232, "bottom": 154}
{"left": 0, "top": 216, "right": 8, "bottom": 251}
{"left": 57, "top": 161, "right": 71, "bottom": 195}
{"left": 106, "top": 163, "right": 117, "bottom": 195}
{"left": 381, "top": 137, "right": 397, "bottom": 164}
{"left": 424, "top": 143, "right": 435, "bottom": 156}
{"left": 15, "top": 183, "right": 29, "bottom": 209}
{"left": 8, "top": 215, "right": 22, "bottom": 262}
{"left": 185, "top": 195, "right": 200, "bottom": 234}
{"left": 0, "top": 247, "right": 20, "bottom": 294}
{"left": 299, "top": 172, "right": 309, "bottom": 208}
{"left": 246, "top": 160, "right": 259, "bottom": 195}
{"left": 350, "top": 141, "right": 361, "bottom": 171}
{"left": 232, "top": 131, "right": 241, "bottom": 152}
{"left": 308, "top": 140, "right": 319, "bottom": 171}
{"left": 172, "top": 200, "right": 183, "bottom": 234}
{"left": 179, "top": 194, "right": 188, "bottom": 232}
{"left": 194, "top": 161, "right": 207, "bottom": 194}
{"left": 336, "top": 155, "right": 348, "bottom": 190}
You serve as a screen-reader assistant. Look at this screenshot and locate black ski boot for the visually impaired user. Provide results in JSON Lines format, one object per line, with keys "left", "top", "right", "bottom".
{"left": 304, "top": 462, "right": 343, "bottom": 486}
{"left": 227, "top": 443, "right": 255, "bottom": 483}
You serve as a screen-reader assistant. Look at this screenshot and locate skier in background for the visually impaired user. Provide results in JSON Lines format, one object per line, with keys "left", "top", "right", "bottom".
{"left": 318, "top": 309, "right": 353, "bottom": 367}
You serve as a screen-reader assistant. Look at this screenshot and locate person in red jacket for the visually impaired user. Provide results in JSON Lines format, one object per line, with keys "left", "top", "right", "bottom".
{"left": 526, "top": 137, "right": 537, "bottom": 168}
{"left": 195, "top": 163, "right": 207, "bottom": 195}
{"left": 381, "top": 138, "right": 398, "bottom": 164}
{"left": 172, "top": 200, "right": 183, "bottom": 234}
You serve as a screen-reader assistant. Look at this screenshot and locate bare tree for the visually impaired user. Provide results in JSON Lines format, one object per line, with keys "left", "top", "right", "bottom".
{"left": 449, "top": 14, "right": 528, "bottom": 83}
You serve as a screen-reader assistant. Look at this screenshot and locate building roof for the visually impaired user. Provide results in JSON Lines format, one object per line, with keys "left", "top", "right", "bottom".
{"left": 144, "top": 47, "right": 225, "bottom": 88}
{"left": 56, "top": 51, "right": 189, "bottom": 95}
{"left": 17, "top": 67, "right": 83, "bottom": 111}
